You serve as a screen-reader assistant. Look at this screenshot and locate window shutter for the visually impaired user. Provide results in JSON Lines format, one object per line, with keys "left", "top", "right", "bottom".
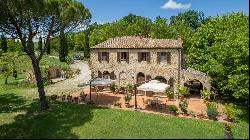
{"left": 138, "top": 52, "right": 141, "bottom": 62}
{"left": 107, "top": 52, "right": 109, "bottom": 63}
{"left": 126, "top": 52, "right": 129, "bottom": 63}
{"left": 157, "top": 52, "right": 161, "bottom": 64}
{"left": 98, "top": 52, "right": 101, "bottom": 62}
{"left": 110, "top": 71, "right": 115, "bottom": 80}
{"left": 117, "top": 52, "right": 121, "bottom": 63}
{"left": 98, "top": 71, "right": 102, "bottom": 78}
{"left": 167, "top": 52, "right": 171, "bottom": 64}
{"left": 147, "top": 52, "right": 150, "bottom": 64}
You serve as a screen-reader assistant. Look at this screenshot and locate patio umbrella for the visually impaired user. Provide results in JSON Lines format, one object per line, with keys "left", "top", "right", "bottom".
{"left": 137, "top": 80, "right": 170, "bottom": 93}
{"left": 87, "top": 78, "right": 116, "bottom": 104}
{"left": 87, "top": 78, "right": 115, "bottom": 86}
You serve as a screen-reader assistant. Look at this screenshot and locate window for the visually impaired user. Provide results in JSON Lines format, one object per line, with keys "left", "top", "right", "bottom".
{"left": 160, "top": 52, "right": 167, "bottom": 62}
{"left": 121, "top": 52, "right": 127, "bottom": 61}
{"left": 101, "top": 52, "right": 108, "bottom": 61}
{"left": 141, "top": 52, "right": 147, "bottom": 61}
{"left": 138, "top": 52, "right": 150, "bottom": 63}
{"left": 157, "top": 52, "right": 171, "bottom": 64}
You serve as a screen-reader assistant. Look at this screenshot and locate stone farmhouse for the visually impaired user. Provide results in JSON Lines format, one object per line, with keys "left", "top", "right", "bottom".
{"left": 90, "top": 36, "right": 211, "bottom": 93}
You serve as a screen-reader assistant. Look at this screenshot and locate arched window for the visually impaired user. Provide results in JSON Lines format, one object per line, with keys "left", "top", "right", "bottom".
{"left": 103, "top": 71, "right": 110, "bottom": 79}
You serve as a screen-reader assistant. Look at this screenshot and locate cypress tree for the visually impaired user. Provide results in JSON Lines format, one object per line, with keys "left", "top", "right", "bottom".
{"left": 59, "top": 30, "right": 68, "bottom": 62}
{"left": 46, "top": 39, "right": 51, "bottom": 55}
{"left": 1, "top": 35, "right": 8, "bottom": 53}
{"left": 38, "top": 36, "right": 43, "bottom": 52}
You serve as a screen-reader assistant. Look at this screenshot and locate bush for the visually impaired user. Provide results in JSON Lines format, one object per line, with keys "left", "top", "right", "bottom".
{"left": 113, "top": 102, "right": 121, "bottom": 107}
{"left": 176, "top": 84, "right": 189, "bottom": 97}
{"left": 207, "top": 107, "right": 219, "bottom": 119}
{"left": 224, "top": 123, "right": 233, "bottom": 131}
{"left": 124, "top": 93, "right": 132, "bottom": 103}
{"left": 224, "top": 103, "right": 241, "bottom": 122}
{"left": 110, "top": 83, "right": 117, "bottom": 92}
{"left": 169, "top": 105, "right": 178, "bottom": 113}
{"left": 65, "top": 56, "right": 73, "bottom": 64}
{"left": 179, "top": 99, "right": 188, "bottom": 114}
{"left": 165, "top": 87, "right": 174, "bottom": 99}
{"left": 206, "top": 101, "right": 219, "bottom": 120}
{"left": 201, "top": 89, "right": 213, "bottom": 102}
{"left": 126, "top": 83, "right": 134, "bottom": 94}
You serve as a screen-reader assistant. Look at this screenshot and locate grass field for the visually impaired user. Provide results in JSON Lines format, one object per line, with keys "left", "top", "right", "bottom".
{"left": 0, "top": 74, "right": 249, "bottom": 139}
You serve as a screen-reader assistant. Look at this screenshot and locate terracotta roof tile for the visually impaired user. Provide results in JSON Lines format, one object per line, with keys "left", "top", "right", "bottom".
{"left": 92, "top": 36, "right": 183, "bottom": 49}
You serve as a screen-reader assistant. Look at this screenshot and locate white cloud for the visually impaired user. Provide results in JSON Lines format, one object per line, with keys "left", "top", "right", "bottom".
{"left": 161, "top": 0, "right": 191, "bottom": 10}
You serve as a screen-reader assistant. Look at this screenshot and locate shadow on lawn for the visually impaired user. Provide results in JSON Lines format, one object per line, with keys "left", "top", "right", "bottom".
{"left": 0, "top": 93, "right": 29, "bottom": 113}
{"left": 0, "top": 94, "right": 101, "bottom": 139}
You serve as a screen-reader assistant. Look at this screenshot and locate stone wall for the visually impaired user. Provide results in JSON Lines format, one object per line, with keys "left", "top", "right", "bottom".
{"left": 180, "top": 67, "right": 211, "bottom": 91}
{"left": 90, "top": 48, "right": 182, "bottom": 88}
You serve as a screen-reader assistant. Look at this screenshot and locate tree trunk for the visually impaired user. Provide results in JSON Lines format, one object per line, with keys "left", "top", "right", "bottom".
{"left": 30, "top": 55, "right": 49, "bottom": 110}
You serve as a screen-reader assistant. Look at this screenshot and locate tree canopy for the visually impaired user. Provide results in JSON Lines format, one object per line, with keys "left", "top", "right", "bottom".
{"left": 187, "top": 12, "right": 249, "bottom": 105}
{"left": 0, "top": 0, "right": 91, "bottom": 110}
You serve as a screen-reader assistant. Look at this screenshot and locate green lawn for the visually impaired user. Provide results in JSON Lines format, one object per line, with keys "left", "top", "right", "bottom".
{"left": 0, "top": 73, "right": 249, "bottom": 139}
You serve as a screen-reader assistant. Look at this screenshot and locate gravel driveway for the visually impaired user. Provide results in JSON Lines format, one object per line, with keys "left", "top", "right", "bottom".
{"left": 29, "top": 60, "right": 91, "bottom": 95}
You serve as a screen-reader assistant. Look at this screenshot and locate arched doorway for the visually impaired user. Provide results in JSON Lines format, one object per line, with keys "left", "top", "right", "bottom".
{"left": 137, "top": 72, "right": 145, "bottom": 84}
{"left": 184, "top": 79, "right": 203, "bottom": 95}
{"left": 103, "top": 71, "right": 110, "bottom": 79}
{"left": 155, "top": 76, "right": 167, "bottom": 83}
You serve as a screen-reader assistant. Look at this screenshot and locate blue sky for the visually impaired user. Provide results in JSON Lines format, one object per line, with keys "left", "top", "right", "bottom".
{"left": 80, "top": 0, "right": 249, "bottom": 24}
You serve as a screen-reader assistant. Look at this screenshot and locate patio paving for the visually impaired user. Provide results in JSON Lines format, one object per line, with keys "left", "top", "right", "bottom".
{"left": 70, "top": 86, "right": 224, "bottom": 116}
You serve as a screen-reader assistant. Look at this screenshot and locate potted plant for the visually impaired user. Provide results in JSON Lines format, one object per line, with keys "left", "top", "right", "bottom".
{"left": 168, "top": 105, "right": 178, "bottom": 115}
{"left": 165, "top": 87, "right": 175, "bottom": 101}
{"left": 224, "top": 123, "right": 234, "bottom": 139}
{"left": 113, "top": 102, "right": 122, "bottom": 108}
{"left": 110, "top": 83, "right": 117, "bottom": 93}
{"left": 124, "top": 93, "right": 132, "bottom": 106}
{"left": 126, "top": 83, "right": 134, "bottom": 94}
